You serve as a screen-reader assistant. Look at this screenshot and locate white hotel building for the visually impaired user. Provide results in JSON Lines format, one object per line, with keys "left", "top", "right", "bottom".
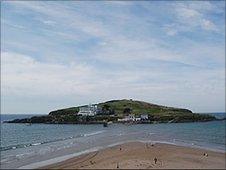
{"left": 78, "top": 104, "right": 98, "bottom": 116}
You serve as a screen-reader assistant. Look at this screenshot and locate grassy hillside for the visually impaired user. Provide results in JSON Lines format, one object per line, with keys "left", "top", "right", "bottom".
{"left": 97, "top": 99, "right": 192, "bottom": 116}
{"left": 6, "top": 99, "right": 216, "bottom": 124}
{"left": 49, "top": 107, "right": 79, "bottom": 116}
{"left": 49, "top": 99, "right": 192, "bottom": 117}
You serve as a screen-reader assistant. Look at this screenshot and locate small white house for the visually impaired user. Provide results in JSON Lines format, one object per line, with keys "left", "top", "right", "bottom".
{"left": 140, "top": 114, "right": 149, "bottom": 120}
{"left": 126, "top": 114, "right": 135, "bottom": 121}
{"left": 78, "top": 104, "right": 97, "bottom": 116}
{"left": 118, "top": 114, "right": 140, "bottom": 122}
{"left": 135, "top": 117, "right": 141, "bottom": 121}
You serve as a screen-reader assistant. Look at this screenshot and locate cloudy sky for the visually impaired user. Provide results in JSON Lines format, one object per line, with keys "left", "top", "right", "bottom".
{"left": 1, "top": 1, "right": 225, "bottom": 114}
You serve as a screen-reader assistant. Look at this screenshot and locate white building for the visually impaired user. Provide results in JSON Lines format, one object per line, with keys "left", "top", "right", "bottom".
{"left": 118, "top": 114, "right": 136, "bottom": 122}
{"left": 118, "top": 114, "right": 148, "bottom": 122}
{"left": 140, "top": 114, "right": 149, "bottom": 120}
{"left": 78, "top": 104, "right": 97, "bottom": 116}
{"left": 135, "top": 117, "right": 141, "bottom": 121}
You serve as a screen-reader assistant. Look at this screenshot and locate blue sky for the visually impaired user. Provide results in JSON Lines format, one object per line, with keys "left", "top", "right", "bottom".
{"left": 1, "top": 1, "right": 225, "bottom": 114}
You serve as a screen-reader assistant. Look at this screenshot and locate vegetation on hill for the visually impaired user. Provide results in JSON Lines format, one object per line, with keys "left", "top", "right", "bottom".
{"left": 5, "top": 99, "right": 216, "bottom": 124}
{"left": 97, "top": 99, "right": 192, "bottom": 115}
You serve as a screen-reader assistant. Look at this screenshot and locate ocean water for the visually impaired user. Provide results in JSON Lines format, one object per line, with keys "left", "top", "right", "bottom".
{"left": 0, "top": 113, "right": 225, "bottom": 169}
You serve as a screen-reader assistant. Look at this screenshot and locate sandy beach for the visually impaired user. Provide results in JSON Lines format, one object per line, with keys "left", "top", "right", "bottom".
{"left": 41, "top": 142, "right": 226, "bottom": 169}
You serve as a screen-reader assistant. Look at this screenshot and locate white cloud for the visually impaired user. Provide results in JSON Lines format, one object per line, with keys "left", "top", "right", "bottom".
{"left": 7, "top": 1, "right": 108, "bottom": 38}
{"left": 201, "top": 19, "right": 217, "bottom": 31}
{"left": 176, "top": 6, "right": 201, "bottom": 19}
{"left": 165, "top": 2, "right": 220, "bottom": 35}
{"left": 2, "top": 51, "right": 225, "bottom": 113}
{"left": 42, "top": 20, "right": 56, "bottom": 26}
{"left": 92, "top": 35, "right": 186, "bottom": 64}
{"left": 2, "top": 52, "right": 97, "bottom": 97}
{"left": 164, "top": 24, "right": 178, "bottom": 36}
{"left": 2, "top": 19, "right": 26, "bottom": 30}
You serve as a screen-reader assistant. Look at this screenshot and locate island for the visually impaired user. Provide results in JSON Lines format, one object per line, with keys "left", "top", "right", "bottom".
{"left": 4, "top": 99, "right": 216, "bottom": 124}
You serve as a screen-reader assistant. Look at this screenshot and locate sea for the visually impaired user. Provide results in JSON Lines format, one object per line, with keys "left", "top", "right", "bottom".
{"left": 0, "top": 113, "right": 225, "bottom": 169}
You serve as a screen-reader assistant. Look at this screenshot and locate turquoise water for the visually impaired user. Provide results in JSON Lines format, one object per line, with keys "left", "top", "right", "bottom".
{"left": 0, "top": 114, "right": 225, "bottom": 169}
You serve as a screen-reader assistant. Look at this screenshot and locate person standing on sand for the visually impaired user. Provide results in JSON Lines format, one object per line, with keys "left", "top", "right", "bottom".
{"left": 154, "top": 157, "right": 157, "bottom": 164}
{"left": 203, "top": 153, "right": 208, "bottom": 157}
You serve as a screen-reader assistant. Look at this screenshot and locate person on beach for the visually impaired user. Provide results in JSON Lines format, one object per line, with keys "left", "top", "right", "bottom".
{"left": 203, "top": 153, "right": 208, "bottom": 157}
{"left": 154, "top": 157, "right": 157, "bottom": 164}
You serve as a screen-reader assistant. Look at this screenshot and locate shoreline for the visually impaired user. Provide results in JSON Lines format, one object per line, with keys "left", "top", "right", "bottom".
{"left": 4, "top": 118, "right": 225, "bottom": 124}
{"left": 16, "top": 141, "right": 225, "bottom": 169}
{"left": 40, "top": 141, "right": 226, "bottom": 169}
{"left": 2, "top": 121, "right": 225, "bottom": 169}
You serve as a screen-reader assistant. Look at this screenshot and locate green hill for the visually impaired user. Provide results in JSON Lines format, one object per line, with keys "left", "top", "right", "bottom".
{"left": 98, "top": 99, "right": 192, "bottom": 115}
{"left": 5, "top": 99, "right": 216, "bottom": 124}
{"left": 47, "top": 99, "right": 215, "bottom": 123}
{"left": 48, "top": 99, "right": 192, "bottom": 117}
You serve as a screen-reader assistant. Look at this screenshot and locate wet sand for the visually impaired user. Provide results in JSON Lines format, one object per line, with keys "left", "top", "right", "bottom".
{"left": 41, "top": 142, "right": 226, "bottom": 169}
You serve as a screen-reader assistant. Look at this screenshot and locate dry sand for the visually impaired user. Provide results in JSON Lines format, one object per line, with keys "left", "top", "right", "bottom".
{"left": 41, "top": 142, "right": 226, "bottom": 169}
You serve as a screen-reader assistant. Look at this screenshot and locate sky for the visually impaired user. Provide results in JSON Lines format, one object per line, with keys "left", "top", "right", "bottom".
{"left": 1, "top": 1, "right": 225, "bottom": 114}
